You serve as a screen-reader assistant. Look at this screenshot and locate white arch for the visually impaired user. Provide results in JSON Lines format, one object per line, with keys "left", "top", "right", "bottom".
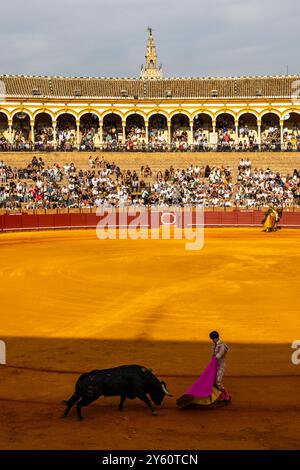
{"left": 147, "top": 110, "right": 169, "bottom": 121}
{"left": 214, "top": 110, "right": 236, "bottom": 121}
{"left": 33, "top": 109, "right": 55, "bottom": 119}
{"left": 237, "top": 110, "right": 259, "bottom": 121}
{"left": 34, "top": 110, "right": 53, "bottom": 123}
{"left": 102, "top": 110, "right": 124, "bottom": 122}
{"left": 260, "top": 109, "right": 281, "bottom": 121}
{"left": 11, "top": 109, "right": 32, "bottom": 120}
{"left": 78, "top": 109, "right": 101, "bottom": 120}
{"left": 281, "top": 109, "right": 300, "bottom": 119}
{"left": 0, "top": 109, "right": 10, "bottom": 121}
{"left": 191, "top": 110, "right": 214, "bottom": 121}
{"left": 169, "top": 110, "right": 191, "bottom": 121}
{"left": 55, "top": 110, "right": 78, "bottom": 121}
{"left": 125, "top": 111, "right": 146, "bottom": 122}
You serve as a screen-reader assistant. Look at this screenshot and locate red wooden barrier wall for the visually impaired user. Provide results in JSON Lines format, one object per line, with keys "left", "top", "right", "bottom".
{"left": 0, "top": 210, "right": 300, "bottom": 232}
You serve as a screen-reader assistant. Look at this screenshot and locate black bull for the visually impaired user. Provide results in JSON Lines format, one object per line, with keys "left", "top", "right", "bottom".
{"left": 63, "top": 365, "right": 173, "bottom": 420}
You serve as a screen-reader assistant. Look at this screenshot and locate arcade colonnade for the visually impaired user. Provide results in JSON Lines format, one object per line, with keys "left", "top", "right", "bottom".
{"left": 1, "top": 104, "right": 300, "bottom": 147}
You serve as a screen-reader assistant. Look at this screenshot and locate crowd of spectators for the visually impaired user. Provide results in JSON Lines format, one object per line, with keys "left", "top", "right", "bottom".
{"left": 216, "top": 116, "right": 235, "bottom": 151}
{"left": 102, "top": 125, "right": 121, "bottom": 150}
{"left": 80, "top": 126, "right": 97, "bottom": 151}
{"left": 261, "top": 121, "right": 281, "bottom": 151}
{"left": 126, "top": 124, "right": 146, "bottom": 151}
{"left": 147, "top": 164, "right": 233, "bottom": 206}
{"left": 0, "top": 157, "right": 141, "bottom": 209}
{"left": 149, "top": 116, "right": 168, "bottom": 151}
{"left": 1, "top": 156, "right": 299, "bottom": 210}
{"left": 34, "top": 126, "right": 54, "bottom": 151}
{"left": 171, "top": 126, "right": 189, "bottom": 151}
{"left": 2, "top": 122, "right": 300, "bottom": 152}
{"left": 283, "top": 124, "right": 300, "bottom": 151}
{"left": 13, "top": 130, "right": 33, "bottom": 151}
{"left": 235, "top": 159, "right": 300, "bottom": 207}
{"left": 237, "top": 123, "right": 258, "bottom": 151}
{"left": 57, "top": 127, "right": 76, "bottom": 151}
{"left": 193, "top": 127, "right": 209, "bottom": 150}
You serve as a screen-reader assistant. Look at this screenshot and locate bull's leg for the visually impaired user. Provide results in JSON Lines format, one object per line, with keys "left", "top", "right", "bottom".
{"left": 118, "top": 395, "right": 126, "bottom": 411}
{"left": 138, "top": 394, "right": 157, "bottom": 416}
{"left": 76, "top": 397, "right": 95, "bottom": 421}
{"left": 61, "top": 393, "right": 80, "bottom": 418}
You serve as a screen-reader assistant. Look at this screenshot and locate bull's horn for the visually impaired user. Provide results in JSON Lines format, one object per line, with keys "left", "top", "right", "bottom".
{"left": 161, "top": 383, "right": 173, "bottom": 397}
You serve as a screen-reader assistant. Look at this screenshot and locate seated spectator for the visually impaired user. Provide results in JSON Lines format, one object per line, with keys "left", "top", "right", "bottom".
{"left": 0, "top": 133, "right": 10, "bottom": 151}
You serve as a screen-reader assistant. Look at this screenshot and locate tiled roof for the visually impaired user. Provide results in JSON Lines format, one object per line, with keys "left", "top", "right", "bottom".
{"left": 0, "top": 74, "right": 299, "bottom": 99}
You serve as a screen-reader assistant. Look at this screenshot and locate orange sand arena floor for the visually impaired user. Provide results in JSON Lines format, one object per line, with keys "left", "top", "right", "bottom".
{"left": 0, "top": 228, "right": 300, "bottom": 450}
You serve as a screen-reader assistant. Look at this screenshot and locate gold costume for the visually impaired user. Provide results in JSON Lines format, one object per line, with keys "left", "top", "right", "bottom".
{"left": 262, "top": 207, "right": 277, "bottom": 231}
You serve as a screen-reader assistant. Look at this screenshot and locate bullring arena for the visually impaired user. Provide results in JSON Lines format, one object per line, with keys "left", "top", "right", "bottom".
{"left": 0, "top": 151, "right": 300, "bottom": 450}
{"left": 1, "top": 28, "right": 300, "bottom": 450}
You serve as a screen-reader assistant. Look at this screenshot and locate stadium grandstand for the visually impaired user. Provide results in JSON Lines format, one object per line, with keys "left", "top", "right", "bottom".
{"left": 0, "top": 155, "right": 299, "bottom": 211}
{"left": 1, "top": 28, "right": 300, "bottom": 228}
{"left": 1, "top": 29, "right": 300, "bottom": 153}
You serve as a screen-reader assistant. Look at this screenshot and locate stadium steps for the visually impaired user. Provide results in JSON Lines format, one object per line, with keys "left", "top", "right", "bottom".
{"left": 1, "top": 152, "right": 300, "bottom": 177}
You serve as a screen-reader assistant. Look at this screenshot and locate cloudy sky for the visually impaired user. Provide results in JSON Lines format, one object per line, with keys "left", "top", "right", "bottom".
{"left": 1, "top": 0, "right": 299, "bottom": 78}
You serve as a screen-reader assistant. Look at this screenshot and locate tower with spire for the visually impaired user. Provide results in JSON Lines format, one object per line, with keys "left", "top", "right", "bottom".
{"left": 140, "top": 27, "right": 163, "bottom": 79}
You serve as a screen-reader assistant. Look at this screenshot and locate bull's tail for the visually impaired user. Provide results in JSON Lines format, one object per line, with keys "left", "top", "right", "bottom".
{"left": 75, "top": 373, "right": 96, "bottom": 397}
{"left": 62, "top": 373, "right": 90, "bottom": 406}
{"left": 62, "top": 373, "right": 96, "bottom": 418}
